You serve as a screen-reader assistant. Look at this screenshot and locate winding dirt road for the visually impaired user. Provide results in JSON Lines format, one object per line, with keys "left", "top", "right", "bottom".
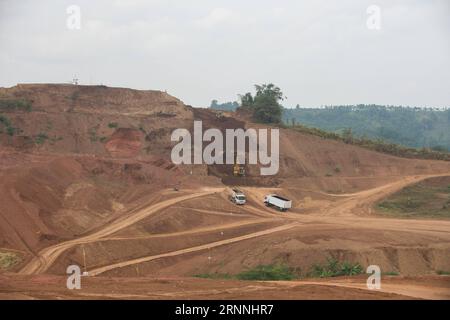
{"left": 81, "top": 174, "right": 450, "bottom": 277}
{"left": 19, "top": 188, "right": 224, "bottom": 275}
{"left": 88, "top": 222, "right": 300, "bottom": 276}
{"left": 19, "top": 174, "right": 450, "bottom": 280}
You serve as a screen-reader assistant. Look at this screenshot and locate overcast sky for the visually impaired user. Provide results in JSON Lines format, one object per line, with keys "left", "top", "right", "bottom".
{"left": 0, "top": 0, "right": 449, "bottom": 108}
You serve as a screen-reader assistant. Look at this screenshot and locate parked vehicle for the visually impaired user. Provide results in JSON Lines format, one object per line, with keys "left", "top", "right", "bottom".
{"left": 230, "top": 188, "right": 246, "bottom": 205}
{"left": 264, "top": 194, "right": 292, "bottom": 211}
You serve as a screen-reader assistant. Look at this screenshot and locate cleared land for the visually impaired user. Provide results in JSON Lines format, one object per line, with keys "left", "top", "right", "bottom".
{"left": 377, "top": 176, "right": 450, "bottom": 219}
{"left": 1, "top": 84, "right": 450, "bottom": 300}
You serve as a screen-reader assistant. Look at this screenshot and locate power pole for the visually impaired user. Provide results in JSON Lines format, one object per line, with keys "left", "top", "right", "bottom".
{"left": 82, "top": 245, "right": 87, "bottom": 275}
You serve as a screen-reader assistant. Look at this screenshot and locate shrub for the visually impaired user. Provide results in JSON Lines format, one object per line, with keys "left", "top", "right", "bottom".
{"left": 0, "top": 252, "right": 20, "bottom": 270}
{"left": 0, "top": 99, "right": 32, "bottom": 112}
{"left": 237, "top": 263, "right": 295, "bottom": 281}
{"left": 89, "top": 128, "right": 98, "bottom": 142}
{"left": 193, "top": 273, "right": 233, "bottom": 279}
{"left": 383, "top": 271, "right": 400, "bottom": 276}
{"left": 6, "top": 126, "right": 15, "bottom": 136}
{"left": 0, "top": 114, "right": 18, "bottom": 136}
{"left": 35, "top": 133, "right": 48, "bottom": 145}
{"left": 309, "top": 258, "right": 363, "bottom": 278}
{"left": 108, "top": 122, "right": 118, "bottom": 128}
{"left": 0, "top": 115, "right": 11, "bottom": 126}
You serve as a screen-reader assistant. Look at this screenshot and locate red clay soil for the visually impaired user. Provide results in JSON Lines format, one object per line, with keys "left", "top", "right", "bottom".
{"left": 2, "top": 274, "right": 449, "bottom": 300}
{"left": 1, "top": 84, "right": 450, "bottom": 300}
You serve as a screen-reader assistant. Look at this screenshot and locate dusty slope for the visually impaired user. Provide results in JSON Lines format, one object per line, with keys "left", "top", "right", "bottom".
{"left": 0, "top": 153, "right": 190, "bottom": 254}
{"left": 4, "top": 273, "right": 450, "bottom": 300}
{"left": 0, "top": 84, "right": 192, "bottom": 157}
{"left": 44, "top": 174, "right": 449, "bottom": 279}
{"left": 1, "top": 84, "right": 450, "bottom": 299}
{"left": 0, "top": 84, "right": 207, "bottom": 255}
{"left": 10, "top": 172, "right": 449, "bottom": 281}
{"left": 194, "top": 110, "right": 450, "bottom": 189}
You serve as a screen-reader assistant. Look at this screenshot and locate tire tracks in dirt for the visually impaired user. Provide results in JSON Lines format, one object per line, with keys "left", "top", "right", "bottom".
{"left": 78, "top": 175, "right": 450, "bottom": 276}
{"left": 272, "top": 279, "right": 450, "bottom": 300}
{"left": 88, "top": 222, "right": 300, "bottom": 276}
{"left": 19, "top": 173, "right": 450, "bottom": 276}
{"left": 19, "top": 188, "right": 224, "bottom": 275}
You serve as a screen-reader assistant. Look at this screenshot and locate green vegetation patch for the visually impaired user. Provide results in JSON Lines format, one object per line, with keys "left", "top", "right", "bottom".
{"left": 286, "top": 124, "right": 450, "bottom": 162}
{"left": 237, "top": 263, "right": 296, "bottom": 281}
{"left": 108, "top": 122, "right": 118, "bottom": 128}
{"left": 193, "top": 260, "right": 365, "bottom": 281}
{"left": 35, "top": 133, "right": 49, "bottom": 145}
{"left": 309, "top": 258, "right": 363, "bottom": 278}
{"left": 193, "top": 273, "right": 233, "bottom": 280}
{"left": 0, "top": 114, "right": 17, "bottom": 136}
{"left": 239, "top": 83, "right": 284, "bottom": 124}
{"left": 383, "top": 271, "right": 400, "bottom": 276}
{"left": 377, "top": 179, "right": 450, "bottom": 219}
{"left": 437, "top": 270, "right": 450, "bottom": 275}
{"left": 0, "top": 251, "right": 21, "bottom": 271}
{"left": 283, "top": 105, "right": 450, "bottom": 152}
{"left": 89, "top": 127, "right": 99, "bottom": 142}
{"left": 0, "top": 99, "right": 32, "bottom": 112}
{"left": 0, "top": 114, "right": 11, "bottom": 127}
{"left": 194, "top": 264, "right": 297, "bottom": 281}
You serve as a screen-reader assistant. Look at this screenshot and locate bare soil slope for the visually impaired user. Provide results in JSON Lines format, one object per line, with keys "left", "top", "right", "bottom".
{"left": 1, "top": 84, "right": 450, "bottom": 299}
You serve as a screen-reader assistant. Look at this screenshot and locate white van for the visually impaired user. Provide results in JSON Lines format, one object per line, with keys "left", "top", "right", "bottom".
{"left": 231, "top": 188, "right": 246, "bottom": 205}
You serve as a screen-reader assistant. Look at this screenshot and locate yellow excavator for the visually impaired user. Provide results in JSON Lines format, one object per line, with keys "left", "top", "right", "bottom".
{"left": 233, "top": 153, "right": 245, "bottom": 177}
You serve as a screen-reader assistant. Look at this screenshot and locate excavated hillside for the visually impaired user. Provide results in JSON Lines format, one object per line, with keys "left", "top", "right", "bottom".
{"left": 0, "top": 84, "right": 192, "bottom": 157}
{"left": 0, "top": 84, "right": 202, "bottom": 255}
{"left": 2, "top": 84, "right": 450, "bottom": 180}
{"left": 1, "top": 84, "right": 450, "bottom": 285}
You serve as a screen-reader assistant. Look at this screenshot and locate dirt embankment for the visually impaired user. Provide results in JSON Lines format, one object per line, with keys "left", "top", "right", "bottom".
{"left": 0, "top": 84, "right": 193, "bottom": 158}
{"left": 192, "top": 108, "right": 450, "bottom": 188}
{"left": 1, "top": 273, "right": 449, "bottom": 300}
{"left": 2, "top": 84, "right": 450, "bottom": 299}
{"left": 2, "top": 84, "right": 450, "bottom": 187}
{"left": 0, "top": 154, "right": 188, "bottom": 258}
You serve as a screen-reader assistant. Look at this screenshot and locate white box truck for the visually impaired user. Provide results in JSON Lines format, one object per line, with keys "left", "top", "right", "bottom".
{"left": 230, "top": 188, "right": 246, "bottom": 205}
{"left": 264, "top": 194, "right": 292, "bottom": 211}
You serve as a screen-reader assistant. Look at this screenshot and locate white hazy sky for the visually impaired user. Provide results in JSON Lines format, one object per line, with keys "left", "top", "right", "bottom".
{"left": 0, "top": 0, "right": 449, "bottom": 108}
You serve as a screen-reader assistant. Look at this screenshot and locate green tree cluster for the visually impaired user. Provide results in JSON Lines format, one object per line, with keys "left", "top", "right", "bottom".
{"left": 283, "top": 105, "right": 450, "bottom": 151}
{"left": 238, "top": 83, "right": 284, "bottom": 124}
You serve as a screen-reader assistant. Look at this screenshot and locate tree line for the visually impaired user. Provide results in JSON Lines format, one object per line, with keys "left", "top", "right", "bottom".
{"left": 209, "top": 85, "right": 450, "bottom": 152}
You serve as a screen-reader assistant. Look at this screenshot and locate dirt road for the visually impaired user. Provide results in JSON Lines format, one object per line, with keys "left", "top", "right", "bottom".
{"left": 19, "top": 188, "right": 224, "bottom": 275}
{"left": 86, "top": 174, "right": 450, "bottom": 276}
{"left": 19, "top": 174, "right": 450, "bottom": 279}
{"left": 273, "top": 279, "right": 450, "bottom": 300}
{"left": 88, "top": 222, "right": 300, "bottom": 276}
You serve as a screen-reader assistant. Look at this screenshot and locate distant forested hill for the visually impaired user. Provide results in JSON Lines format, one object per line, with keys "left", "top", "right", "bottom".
{"left": 210, "top": 100, "right": 239, "bottom": 111}
{"left": 283, "top": 105, "right": 450, "bottom": 151}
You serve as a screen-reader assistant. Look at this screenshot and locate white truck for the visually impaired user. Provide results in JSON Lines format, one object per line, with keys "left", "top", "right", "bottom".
{"left": 230, "top": 188, "right": 246, "bottom": 205}
{"left": 264, "top": 194, "right": 292, "bottom": 211}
